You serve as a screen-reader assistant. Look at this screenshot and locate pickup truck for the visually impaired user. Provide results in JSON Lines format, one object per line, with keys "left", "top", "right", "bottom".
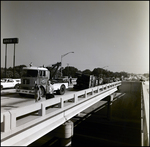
{"left": 1, "top": 78, "right": 21, "bottom": 90}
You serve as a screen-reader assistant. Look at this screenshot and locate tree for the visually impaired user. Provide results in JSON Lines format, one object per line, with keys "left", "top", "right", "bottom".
{"left": 62, "top": 66, "right": 78, "bottom": 77}
{"left": 82, "top": 69, "right": 92, "bottom": 75}
{"left": 14, "top": 65, "right": 27, "bottom": 78}
{"left": 143, "top": 73, "right": 149, "bottom": 78}
{"left": 1, "top": 65, "right": 27, "bottom": 78}
{"left": 1, "top": 68, "right": 5, "bottom": 78}
{"left": 92, "top": 68, "right": 105, "bottom": 77}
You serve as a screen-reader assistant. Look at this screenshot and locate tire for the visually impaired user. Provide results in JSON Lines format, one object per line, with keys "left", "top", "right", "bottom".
{"left": 58, "top": 84, "right": 66, "bottom": 95}
{"left": 46, "top": 93, "right": 55, "bottom": 99}
{"left": 14, "top": 84, "right": 19, "bottom": 89}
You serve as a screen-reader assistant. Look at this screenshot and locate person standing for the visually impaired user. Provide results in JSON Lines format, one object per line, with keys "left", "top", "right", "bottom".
{"left": 46, "top": 80, "right": 54, "bottom": 99}
{"left": 34, "top": 83, "right": 41, "bottom": 102}
{"left": 70, "top": 76, "right": 72, "bottom": 85}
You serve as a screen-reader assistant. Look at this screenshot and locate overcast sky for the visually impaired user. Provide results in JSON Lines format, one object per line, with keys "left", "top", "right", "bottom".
{"left": 1, "top": 1, "right": 149, "bottom": 74}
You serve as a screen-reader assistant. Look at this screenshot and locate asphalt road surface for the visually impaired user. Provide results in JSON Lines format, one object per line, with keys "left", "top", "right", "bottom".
{"left": 1, "top": 86, "right": 77, "bottom": 112}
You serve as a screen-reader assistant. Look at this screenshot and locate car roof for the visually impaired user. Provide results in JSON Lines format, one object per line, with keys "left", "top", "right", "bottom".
{"left": 23, "top": 66, "right": 48, "bottom": 71}
{"left": 1, "top": 78, "right": 13, "bottom": 80}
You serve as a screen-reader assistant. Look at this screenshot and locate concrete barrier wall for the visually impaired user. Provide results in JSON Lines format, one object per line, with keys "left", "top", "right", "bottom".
{"left": 141, "top": 82, "right": 149, "bottom": 146}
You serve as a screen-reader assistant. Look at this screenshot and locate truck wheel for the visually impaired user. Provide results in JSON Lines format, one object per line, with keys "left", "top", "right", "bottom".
{"left": 59, "top": 84, "right": 66, "bottom": 95}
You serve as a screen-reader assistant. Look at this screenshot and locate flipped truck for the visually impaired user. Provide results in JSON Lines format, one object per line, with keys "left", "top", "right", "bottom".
{"left": 73, "top": 72, "right": 103, "bottom": 90}
{"left": 16, "top": 62, "right": 68, "bottom": 97}
{"left": 73, "top": 72, "right": 118, "bottom": 90}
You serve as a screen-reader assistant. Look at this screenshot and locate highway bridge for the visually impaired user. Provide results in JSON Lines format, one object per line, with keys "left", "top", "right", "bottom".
{"left": 1, "top": 81, "right": 149, "bottom": 146}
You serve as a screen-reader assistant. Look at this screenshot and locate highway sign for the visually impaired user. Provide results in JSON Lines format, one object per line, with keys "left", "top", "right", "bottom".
{"left": 3, "top": 38, "right": 19, "bottom": 44}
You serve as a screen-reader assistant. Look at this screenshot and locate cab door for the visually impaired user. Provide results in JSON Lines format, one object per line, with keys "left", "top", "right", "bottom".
{"left": 38, "top": 70, "right": 48, "bottom": 87}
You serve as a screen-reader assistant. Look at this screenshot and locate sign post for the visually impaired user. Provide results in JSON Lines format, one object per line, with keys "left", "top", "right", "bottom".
{"left": 3, "top": 38, "right": 19, "bottom": 78}
{"left": 5, "top": 44, "right": 7, "bottom": 78}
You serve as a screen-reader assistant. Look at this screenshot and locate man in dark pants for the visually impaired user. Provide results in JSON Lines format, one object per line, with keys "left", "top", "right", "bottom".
{"left": 46, "top": 80, "right": 54, "bottom": 99}
{"left": 34, "top": 83, "right": 41, "bottom": 102}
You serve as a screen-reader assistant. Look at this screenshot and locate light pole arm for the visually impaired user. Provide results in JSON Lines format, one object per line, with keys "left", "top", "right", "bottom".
{"left": 102, "top": 66, "right": 108, "bottom": 69}
{"left": 61, "top": 51, "right": 74, "bottom": 58}
{"left": 60, "top": 51, "right": 74, "bottom": 77}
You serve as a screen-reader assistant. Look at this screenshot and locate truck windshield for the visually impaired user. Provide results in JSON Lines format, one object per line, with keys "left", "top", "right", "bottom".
{"left": 22, "top": 70, "right": 38, "bottom": 77}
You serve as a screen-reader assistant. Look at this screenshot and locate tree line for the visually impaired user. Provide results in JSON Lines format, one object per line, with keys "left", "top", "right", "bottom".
{"left": 1, "top": 64, "right": 129, "bottom": 79}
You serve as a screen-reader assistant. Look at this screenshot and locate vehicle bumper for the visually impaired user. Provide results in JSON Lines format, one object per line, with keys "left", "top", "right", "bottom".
{"left": 16, "top": 89, "right": 35, "bottom": 95}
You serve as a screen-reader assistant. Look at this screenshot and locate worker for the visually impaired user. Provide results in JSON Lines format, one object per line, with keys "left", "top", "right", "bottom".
{"left": 46, "top": 80, "right": 54, "bottom": 99}
{"left": 34, "top": 83, "right": 41, "bottom": 102}
{"left": 69, "top": 76, "right": 72, "bottom": 85}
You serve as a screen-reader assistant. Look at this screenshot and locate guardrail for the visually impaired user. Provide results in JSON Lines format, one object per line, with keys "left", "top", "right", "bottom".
{"left": 1, "top": 81, "right": 121, "bottom": 146}
{"left": 141, "top": 82, "right": 149, "bottom": 146}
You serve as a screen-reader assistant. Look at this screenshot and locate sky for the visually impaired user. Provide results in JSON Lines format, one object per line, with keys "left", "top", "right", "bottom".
{"left": 1, "top": 1, "right": 149, "bottom": 74}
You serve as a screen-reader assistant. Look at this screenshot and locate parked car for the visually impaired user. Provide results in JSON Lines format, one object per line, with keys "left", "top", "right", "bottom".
{"left": 1, "top": 78, "right": 21, "bottom": 90}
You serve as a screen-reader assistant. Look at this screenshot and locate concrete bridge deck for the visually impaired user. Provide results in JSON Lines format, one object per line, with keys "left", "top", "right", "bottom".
{"left": 1, "top": 81, "right": 121, "bottom": 146}
{"left": 1, "top": 81, "right": 149, "bottom": 146}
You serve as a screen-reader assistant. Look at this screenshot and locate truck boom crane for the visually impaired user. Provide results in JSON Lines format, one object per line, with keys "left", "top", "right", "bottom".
{"left": 46, "top": 62, "right": 61, "bottom": 80}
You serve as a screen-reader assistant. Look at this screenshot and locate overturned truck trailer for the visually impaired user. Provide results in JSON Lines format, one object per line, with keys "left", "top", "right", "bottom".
{"left": 73, "top": 72, "right": 103, "bottom": 90}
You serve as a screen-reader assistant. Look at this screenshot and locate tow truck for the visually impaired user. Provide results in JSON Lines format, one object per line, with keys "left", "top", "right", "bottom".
{"left": 16, "top": 62, "right": 68, "bottom": 96}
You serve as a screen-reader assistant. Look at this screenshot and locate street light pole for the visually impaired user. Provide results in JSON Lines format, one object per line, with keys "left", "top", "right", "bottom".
{"left": 5, "top": 44, "right": 7, "bottom": 78}
{"left": 61, "top": 51, "right": 74, "bottom": 77}
{"left": 13, "top": 43, "right": 16, "bottom": 78}
{"left": 102, "top": 66, "right": 108, "bottom": 69}
{"left": 101, "top": 66, "right": 108, "bottom": 77}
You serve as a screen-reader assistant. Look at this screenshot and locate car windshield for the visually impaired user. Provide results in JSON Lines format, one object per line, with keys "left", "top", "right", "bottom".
{"left": 22, "top": 70, "right": 38, "bottom": 77}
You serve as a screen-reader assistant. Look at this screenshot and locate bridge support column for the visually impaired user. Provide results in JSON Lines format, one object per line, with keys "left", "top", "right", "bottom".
{"left": 105, "top": 94, "right": 114, "bottom": 120}
{"left": 54, "top": 120, "right": 73, "bottom": 146}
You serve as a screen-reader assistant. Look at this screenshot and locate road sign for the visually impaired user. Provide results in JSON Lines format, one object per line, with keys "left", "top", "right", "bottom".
{"left": 3, "top": 38, "right": 19, "bottom": 78}
{"left": 3, "top": 38, "right": 19, "bottom": 44}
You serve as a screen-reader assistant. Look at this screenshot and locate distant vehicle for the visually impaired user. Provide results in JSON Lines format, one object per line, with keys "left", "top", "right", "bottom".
{"left": 1, "top": 78, "right": 21, "bottom": 90}
{"left": 140, "top": 77, "right": 145, "bottom": 82}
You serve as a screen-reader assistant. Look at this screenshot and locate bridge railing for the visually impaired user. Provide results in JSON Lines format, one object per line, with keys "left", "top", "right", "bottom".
{"left": 1, "top": 81, "right": 121, "bottom": 138}
{"left": 141, "top": 82, "right": 149, "bottom": 146}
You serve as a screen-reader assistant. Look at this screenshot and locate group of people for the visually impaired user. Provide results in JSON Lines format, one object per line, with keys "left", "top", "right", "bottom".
{"left": 34, "top": 80, "right": 54, "bottom": 102}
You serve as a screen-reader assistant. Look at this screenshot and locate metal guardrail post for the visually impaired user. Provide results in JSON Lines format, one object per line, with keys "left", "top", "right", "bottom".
{"left": 10, "top": 110, "right": 16, "bottom": 129}
{"left": 1, "top": 112, "right": 11, "bottom": 132}
{"left": 84, "top": 91, "right": 87, "bottom": 98}
{"left": 38, "top": 103, "right": 45, "bottom": 116}
{"left": 58, "top": 98, "right": 64, "bottom": 108}
{"left": 73, "top": 93, "right": 78, "bottom": 103}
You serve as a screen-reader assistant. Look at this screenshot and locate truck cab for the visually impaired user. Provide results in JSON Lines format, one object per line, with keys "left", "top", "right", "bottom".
{"left": 16, "top": 66, "right": 49, "bottom": 96}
